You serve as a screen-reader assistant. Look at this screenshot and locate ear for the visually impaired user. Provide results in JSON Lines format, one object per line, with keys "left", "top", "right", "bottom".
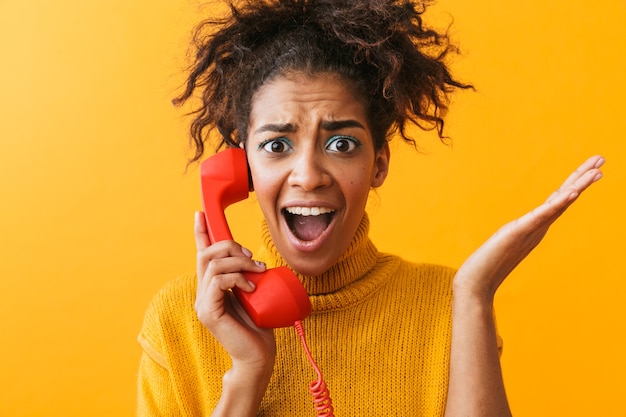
{"left": 370, "top": 142, "right": 390, "bottom": 188}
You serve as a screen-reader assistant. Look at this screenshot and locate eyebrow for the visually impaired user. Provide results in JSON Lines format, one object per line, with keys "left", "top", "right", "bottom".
{"left": 254, "top": 119, "right": 365, "bottom": 134}
{"left": 254, "top": 123, "right": 297, "bottom": 134}
{"left": 321, "top": 119, "right": 365, "bottom": 131}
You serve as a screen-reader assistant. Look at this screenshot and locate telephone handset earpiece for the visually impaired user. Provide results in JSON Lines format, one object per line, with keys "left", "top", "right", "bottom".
{"left": 199, "top": 148, "right": 311, "bottom": 328}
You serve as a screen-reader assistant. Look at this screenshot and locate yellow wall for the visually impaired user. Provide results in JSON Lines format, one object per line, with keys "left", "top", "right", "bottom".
{"left": 0, "top": 1, "right": 624, "bottom": 415}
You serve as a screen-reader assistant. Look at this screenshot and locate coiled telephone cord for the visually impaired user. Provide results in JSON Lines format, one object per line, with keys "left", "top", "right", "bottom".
{"left": 294, "top": 320, "right": 335, "bottom": 417}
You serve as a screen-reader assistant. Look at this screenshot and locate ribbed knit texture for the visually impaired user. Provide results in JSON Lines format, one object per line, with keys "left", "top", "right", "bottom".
{"left": 137, "top": 214, "right": 457, "bottom": 416}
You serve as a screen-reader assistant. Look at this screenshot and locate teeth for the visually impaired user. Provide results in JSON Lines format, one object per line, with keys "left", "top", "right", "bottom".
{"left": 285, "top": 207, "right": 334, "bottom": 216}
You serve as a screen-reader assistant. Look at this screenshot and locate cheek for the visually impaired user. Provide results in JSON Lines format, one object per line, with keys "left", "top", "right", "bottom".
{"left": 249, "top": 165, "right": 282, "bottom": 205}
{"left": 247, "top": 157, "right": 266, "bottom": 188}
{"left": 345, "top": 162, "right": 374, "bottom": 186}
{"left": 342, "top": 172, "right": 372, "bottom": 204}
{"left": 251, "top": 173, "right": 273, "bottom": 197}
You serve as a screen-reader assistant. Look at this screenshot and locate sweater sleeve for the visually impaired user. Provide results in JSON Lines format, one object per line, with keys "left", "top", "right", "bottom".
{"left": 137, "top": 351, "right": 182, "bottom": 417}
{"left": 136, "top": 283, "right": 182, "bottom": 417}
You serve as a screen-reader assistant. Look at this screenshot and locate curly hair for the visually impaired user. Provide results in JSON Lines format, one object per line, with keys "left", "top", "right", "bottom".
{"left": 174, "top": 0, "right": 471, "bottom": 162}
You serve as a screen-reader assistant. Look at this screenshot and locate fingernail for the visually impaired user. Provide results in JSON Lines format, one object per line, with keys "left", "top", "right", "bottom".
{"left": 593, "top": 172, "right": 603, "bottom": 182}
{"left": 254, "top": 260, "right": 266, "bottom": 269}
{"left": 247, "top": 280, "right": 256, "bottom": 290}
{"left": 241, "top": 247, "right": 252, "bottom": 257}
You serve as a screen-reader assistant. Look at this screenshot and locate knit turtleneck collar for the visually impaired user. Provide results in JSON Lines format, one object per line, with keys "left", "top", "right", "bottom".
{"left": 256, "top": 213, "right": 379, "bottom": 298}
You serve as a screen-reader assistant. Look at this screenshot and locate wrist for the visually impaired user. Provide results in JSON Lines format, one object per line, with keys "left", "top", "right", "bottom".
{"left": 452, "top": 274, "right": 497, "bottom": 306}
{"left": 212, "top": 362, "right": 274, "bottom": 417}
{"left": 451, "top": 279, "right": 495, "bottom": 309}
{"left": 230, "top": 357, "right": 275, "bottom": 384}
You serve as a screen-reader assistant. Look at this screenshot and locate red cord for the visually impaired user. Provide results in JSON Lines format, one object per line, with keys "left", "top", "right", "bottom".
{"left": 294, "top": 320, "right": 335, "bottom": 417}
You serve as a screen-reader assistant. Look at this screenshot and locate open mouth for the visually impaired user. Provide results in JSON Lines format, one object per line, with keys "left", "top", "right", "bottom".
{"left": 283, "top": 207, "right": 335, "bottom": 241}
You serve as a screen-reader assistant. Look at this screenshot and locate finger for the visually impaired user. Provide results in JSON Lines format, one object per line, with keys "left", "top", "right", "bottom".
{"left": 547, "top": 166, "right": 603, "bottom": 205}
{"left": 196, "top": 240, "right": 255, "bottom": 281}
{"left": 195, "top": 273, "right": 249, "bottom": 327}
{"left": 196, "top": 271, "right": 259, "bottom": 328}
{"left": 512, "top": 155, "right": 605, "bottom": 232}
{"left": 224, "top": 291, "right": 261, "bottom": 329}
{"left": 194, "top": 211, "right": 211, "bottom": 250}
{"left": 197, "top": 239, "right": 253, "bottom": 261}
{"left": 557, "top": 155, "right": 605, "bottom": 193}
{"left": 197, "top": 290, "right": 271, "bottom": 359}
{"left": 203, "top": 271, "right": 257, "bottom": 297}
{"left": 546, "top": 157, "right": 604, "bottom": 205}
{"left": 204, "top": 256, "right": 266, "bottom": 282}
{"left": 517, "top": 165, "right": 602, "bottom": 238}
{"left": 567, "top": 164, "right": 603, "bottom": 194}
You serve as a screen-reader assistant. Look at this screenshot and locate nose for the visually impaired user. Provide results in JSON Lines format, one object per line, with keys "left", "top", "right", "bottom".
{"left": 287, "top": 149, "right": 332, "bottom": 191}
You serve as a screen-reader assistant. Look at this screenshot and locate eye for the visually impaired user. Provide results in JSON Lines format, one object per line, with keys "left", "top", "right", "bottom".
{"left": 258, "top": 138, "right": 293, "bottom": 154}
{"left": 325, "top": 135, "right": 361, "bottom": 153}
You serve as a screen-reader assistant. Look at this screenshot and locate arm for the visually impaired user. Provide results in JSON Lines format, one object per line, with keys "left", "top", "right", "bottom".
{"left": 193, "top": 211, "right": 276, "bottom": 417}
{"left": 137, "top": 352, "right": 182, "bottom": 417}
{"left": 445, "top": 155, "right": 605, "bottom": 417}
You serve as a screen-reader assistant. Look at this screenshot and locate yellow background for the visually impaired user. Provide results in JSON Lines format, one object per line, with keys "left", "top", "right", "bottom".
{"left": 1, "top": 0, "right": 624, "bottom": 415}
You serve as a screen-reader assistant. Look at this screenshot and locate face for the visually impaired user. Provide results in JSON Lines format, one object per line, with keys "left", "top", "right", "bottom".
{"left": 245, "top": 72, "right": 390, "bottom": 276}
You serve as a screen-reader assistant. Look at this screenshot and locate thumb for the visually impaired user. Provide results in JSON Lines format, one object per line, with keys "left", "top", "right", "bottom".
{"left": 194, "top": 211, "right": 211, "bottom": 250}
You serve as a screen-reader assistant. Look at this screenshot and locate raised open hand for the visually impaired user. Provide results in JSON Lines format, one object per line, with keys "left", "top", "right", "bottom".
{"left": 453, "top": 155, "right": 605, "bottom": 302}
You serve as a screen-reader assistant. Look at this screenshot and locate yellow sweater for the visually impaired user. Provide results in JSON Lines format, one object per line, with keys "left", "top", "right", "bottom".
{"left": 137, "top": 215, "right": 457, "bottom": 416}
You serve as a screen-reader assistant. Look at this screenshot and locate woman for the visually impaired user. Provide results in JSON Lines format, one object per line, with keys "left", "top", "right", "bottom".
{"left": 137, "top": 1, "right": 603, "bottom": 415}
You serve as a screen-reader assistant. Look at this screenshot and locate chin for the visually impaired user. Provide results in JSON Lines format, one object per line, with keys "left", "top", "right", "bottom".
{"left": 289, "top": 262, "right": 327, "bottom": 277}
{"left": 286, "top": 255, "right": 336, "bottom": 277}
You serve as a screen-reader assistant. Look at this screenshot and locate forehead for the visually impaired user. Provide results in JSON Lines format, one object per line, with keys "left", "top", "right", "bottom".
{"left": 249, "top": 72, "right": 368, "bottom": 127}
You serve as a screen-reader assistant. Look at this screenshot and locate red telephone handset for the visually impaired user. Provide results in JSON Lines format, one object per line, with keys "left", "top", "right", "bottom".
{"left": 201, "top": 148, "right": 334, "bottom": 416}
{"left": 200, "top": 148, "right": 312, "bottom": 328}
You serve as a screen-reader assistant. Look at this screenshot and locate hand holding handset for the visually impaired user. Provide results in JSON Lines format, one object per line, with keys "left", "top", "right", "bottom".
{"left": 200, "top": 148, "right": 334, "bottom": 416}
{"left": 200, "top": 147, "right": 311, "bottom": 328}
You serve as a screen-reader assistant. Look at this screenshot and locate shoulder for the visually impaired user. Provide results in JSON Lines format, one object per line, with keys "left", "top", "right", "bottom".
{"left": 147, "top": 274, "right": 197, "bottom": 312}
{"left": 137, "top": 275, "right": 199, "bottom": 368}
{"left": 141, "top": 275, "right": 198, "bottom": 333}
{"left": 374, "top": 253, "right": 455, "bottom": 306}
{"left": 364, "top": 254, "right": 455, "bottom": 345}
{"left": 377, "top": 253, "right": 456, "bottom": 285}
